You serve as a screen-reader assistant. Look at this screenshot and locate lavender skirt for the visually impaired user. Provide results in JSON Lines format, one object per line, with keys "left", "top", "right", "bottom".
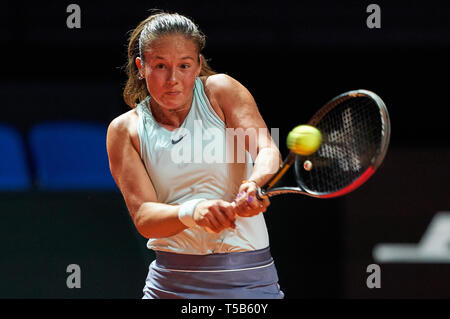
{"left": 142, "top": 247, "right": 284, "bottom": 299}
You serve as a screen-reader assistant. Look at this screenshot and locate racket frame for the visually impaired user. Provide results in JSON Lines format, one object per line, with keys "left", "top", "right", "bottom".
{"left": 258, "top": 89, "right": 391, "bottom": 199}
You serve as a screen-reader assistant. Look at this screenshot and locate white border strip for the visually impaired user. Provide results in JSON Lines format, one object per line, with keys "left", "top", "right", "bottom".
{"left": 153, "top": 260, "right": 274, "bottom": 273}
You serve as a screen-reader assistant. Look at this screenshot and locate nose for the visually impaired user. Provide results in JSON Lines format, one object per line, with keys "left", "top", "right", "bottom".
{"left": 167, "top": 67, "right": 178, "bottom": 85}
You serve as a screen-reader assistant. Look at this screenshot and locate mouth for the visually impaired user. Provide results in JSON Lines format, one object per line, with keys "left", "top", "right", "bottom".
{"left": 166, "top": 91, "right": 181, "bottom": 96}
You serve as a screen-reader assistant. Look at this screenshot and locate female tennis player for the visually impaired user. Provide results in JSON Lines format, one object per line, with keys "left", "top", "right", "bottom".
{"left": 106, "top": 10, "right": 284, "bottom": 299}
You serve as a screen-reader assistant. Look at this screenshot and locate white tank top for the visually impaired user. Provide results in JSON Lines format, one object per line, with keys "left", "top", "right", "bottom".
{"left": 135, "top": 77, "right": 270, "bottom": 255}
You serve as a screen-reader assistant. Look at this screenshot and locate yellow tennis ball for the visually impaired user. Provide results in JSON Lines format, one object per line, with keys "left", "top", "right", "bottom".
{"left": 287, "top": 125, "right": 322, "bottom": 156}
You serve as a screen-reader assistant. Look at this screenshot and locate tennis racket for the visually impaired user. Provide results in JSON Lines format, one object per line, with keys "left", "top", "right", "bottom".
{"left": 257, "top": 89, "right": 391, "bottom": 199}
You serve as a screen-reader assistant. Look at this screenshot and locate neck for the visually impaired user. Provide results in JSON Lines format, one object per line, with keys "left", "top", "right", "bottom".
{"left": 148, "top": 98, "right": 191, "bottom": 129}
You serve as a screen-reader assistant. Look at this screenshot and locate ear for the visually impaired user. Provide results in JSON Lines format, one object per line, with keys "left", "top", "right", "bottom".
{"left": 135, "top": 57, "right": 145, "bottom": 77}
{"left": 197, "top": 54, "right": 203, "bottom": 76}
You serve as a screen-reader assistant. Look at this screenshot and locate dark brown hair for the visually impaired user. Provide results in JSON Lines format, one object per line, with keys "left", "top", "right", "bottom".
{"left": 123, "top": 11, "right": 216, "bottom": 108}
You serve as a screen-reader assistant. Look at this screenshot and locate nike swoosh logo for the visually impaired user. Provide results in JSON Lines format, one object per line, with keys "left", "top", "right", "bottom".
{"left": 171, "top": 135, "right": 185, "bottom": 144}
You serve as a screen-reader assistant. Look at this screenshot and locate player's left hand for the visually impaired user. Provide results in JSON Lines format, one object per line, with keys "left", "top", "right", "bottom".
{"left": 233, "top": 180, "right": 270, "bottom": 217}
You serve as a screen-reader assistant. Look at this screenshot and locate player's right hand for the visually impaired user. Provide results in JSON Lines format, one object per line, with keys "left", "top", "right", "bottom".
{"left": 193, "top": 199, "right": 236, "bottom": 233}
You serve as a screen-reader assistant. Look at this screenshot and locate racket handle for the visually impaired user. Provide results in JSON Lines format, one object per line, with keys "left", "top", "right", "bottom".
{"left": 255, "top": 151, "right": 296, "bottom": 200}
{"left": 256, "top": 187, "right": 266, "bottom": 200}
{"left": 264, "top": 151, "right": 296, "bottom": 190}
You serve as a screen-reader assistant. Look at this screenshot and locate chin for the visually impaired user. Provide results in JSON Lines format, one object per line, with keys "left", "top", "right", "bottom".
{"left": 163, "top": 98, "right": 188, "bottom": 109}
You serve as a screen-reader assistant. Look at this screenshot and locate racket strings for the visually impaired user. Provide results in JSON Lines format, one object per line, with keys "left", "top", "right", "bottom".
{"left": 297, "top": 96, "right": 384, "bottom": 194}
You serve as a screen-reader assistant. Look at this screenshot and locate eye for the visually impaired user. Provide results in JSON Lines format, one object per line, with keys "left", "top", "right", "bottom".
{"left": 180, "top": 64, "right": 191, "bottom": 69}
{"left": 155, "top": 63, "right": 165, "bottom": 69}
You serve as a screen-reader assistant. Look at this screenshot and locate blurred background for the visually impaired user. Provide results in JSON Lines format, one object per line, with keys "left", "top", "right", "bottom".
{"left": 0, "top": 0, "right": 449, "bottom": 298}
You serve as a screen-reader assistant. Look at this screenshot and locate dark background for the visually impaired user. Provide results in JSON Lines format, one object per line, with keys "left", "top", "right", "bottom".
{"left": 0, "top": 0, "right": 449, "bottom": 298}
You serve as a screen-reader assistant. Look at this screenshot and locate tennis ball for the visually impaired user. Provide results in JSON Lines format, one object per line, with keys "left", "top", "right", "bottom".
{"left": 287, "top": 125, "right": 322, "bottom": 156}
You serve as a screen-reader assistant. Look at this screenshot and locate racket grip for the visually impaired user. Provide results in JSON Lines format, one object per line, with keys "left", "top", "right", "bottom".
{"left": 255, "top": 187, "right": 265, "bottom": 200}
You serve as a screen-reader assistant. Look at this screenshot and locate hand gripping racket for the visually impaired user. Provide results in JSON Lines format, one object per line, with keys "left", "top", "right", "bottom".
{"left": 257, "top": 89, "right": 391, "bottom": 199}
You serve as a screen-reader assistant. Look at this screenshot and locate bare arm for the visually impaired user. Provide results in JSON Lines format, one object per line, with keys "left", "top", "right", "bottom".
{"left": 206, "top": 74, "right": 282, "bottom": 216}
{"left": 207, "top": 74, "right": 282, "bottom": 187}
{"left": 106, "top": 114, "right": 187, "bottom": 238}
{"left": 106, "top": 112, "right": 235, "bottom": 236}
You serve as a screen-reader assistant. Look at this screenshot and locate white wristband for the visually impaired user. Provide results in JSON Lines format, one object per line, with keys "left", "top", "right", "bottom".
{"left": 178, "top": 198, "right": 207, "bottom": 228}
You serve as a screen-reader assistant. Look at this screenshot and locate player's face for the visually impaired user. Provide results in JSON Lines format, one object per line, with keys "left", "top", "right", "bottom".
{"left": 140, "top": 34, "right": 201, "bottom": 111}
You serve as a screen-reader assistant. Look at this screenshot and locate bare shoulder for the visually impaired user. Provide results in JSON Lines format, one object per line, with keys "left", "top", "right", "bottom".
{"left": 107, "top": 109, "right": 140, "bottom": 152}
{"left": 202, "top": 73, "right": 255, "bottom": 107}
{"left": 200, "top": 74, "right": 234, "bottom": 122}
{"left": 201, "top": 73, "right": 245, "bottom": 95}
{"left": 200, "top": 74, "right": 252, "bottom": 123}
{"left": 108, "top": 109, "right": 137, "bottom": 132}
